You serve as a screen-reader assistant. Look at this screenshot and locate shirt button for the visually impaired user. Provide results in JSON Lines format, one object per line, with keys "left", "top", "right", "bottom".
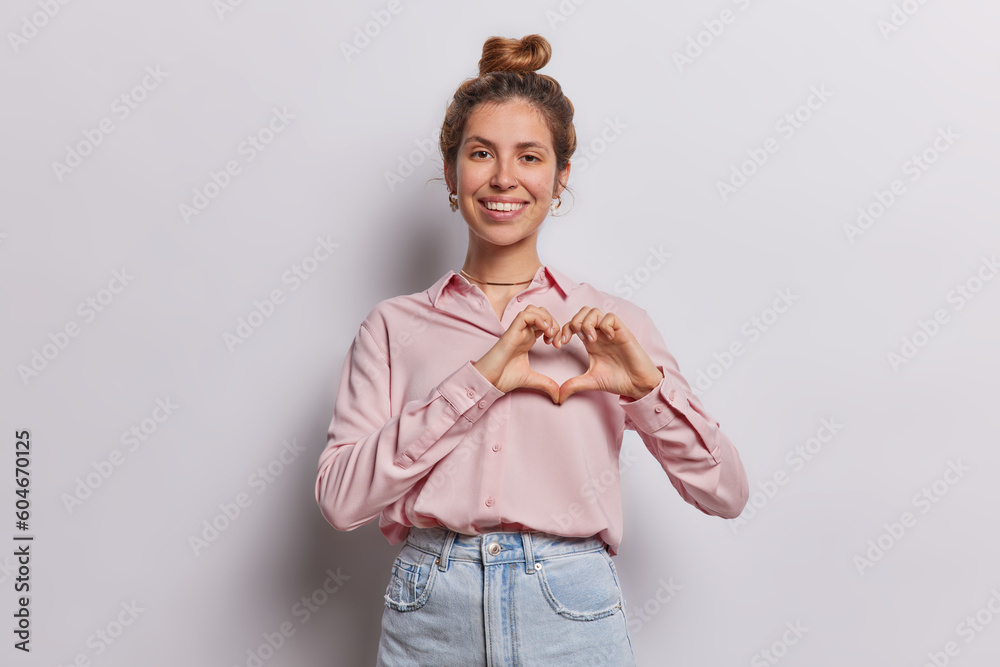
{"left": 466, "top": 388, "right": 475, "bottom": 398}
{"left": 516, "top": 295, "right": 523, "bottom": 302}
{"left": 654, "top": 405, "right": 663, "bottom": 413}
{"left": 479, "top": 400, "right": 487, "bottom": 409}
{"left": 487, "top": 542, "right": 501, "bottom": 556}
{"left": 668, "top": 389, "right": 676, "bottom": 402}
{"left": 492, "top": 442, "right": 501, "bottom": 452}
{"left": 485, "top": 496, "right": 494, "bottom": 507}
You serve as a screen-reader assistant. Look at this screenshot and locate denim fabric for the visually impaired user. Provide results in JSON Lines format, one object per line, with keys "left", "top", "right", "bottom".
{"left": 375, "top": 526, "right": 636, "bottom": 666}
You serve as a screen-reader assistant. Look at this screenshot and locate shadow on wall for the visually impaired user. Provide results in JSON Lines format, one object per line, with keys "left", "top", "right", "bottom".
{"left": 298, "top": 210, "right": 459, "bottom": 664}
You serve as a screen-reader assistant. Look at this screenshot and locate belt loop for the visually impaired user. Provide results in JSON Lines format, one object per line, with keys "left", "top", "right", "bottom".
{"left": 437, "top": 530, "right": 457, "bottom": 572}
{"left": 521, "top": 531, "right": 536, "bottom": 575}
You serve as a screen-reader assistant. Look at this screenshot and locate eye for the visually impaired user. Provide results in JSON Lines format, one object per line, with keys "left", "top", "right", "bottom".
{"left": 522, "top": 155, "right": 540, "bottom": 163}
{"left": 472, "top": 150, "right": 491, "bottom": 159}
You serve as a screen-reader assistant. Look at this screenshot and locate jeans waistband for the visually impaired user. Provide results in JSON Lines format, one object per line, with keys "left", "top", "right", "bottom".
{"left": 404, "top": 526, "right": 608, "bottom": 575}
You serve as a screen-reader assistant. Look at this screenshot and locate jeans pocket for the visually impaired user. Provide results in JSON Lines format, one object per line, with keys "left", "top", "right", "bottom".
{"left": 383, "top": 545, "right": 438, "bottom": 612}
{"left": 536, "top": 549, "right": 624, "bottom": 621}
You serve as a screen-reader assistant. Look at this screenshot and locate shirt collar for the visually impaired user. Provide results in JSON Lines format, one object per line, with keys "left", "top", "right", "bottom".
{"left": 428, "top": 264, "right": 578, "bottom": 309}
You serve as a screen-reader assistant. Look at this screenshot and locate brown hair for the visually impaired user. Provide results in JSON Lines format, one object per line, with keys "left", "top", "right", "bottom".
{"left": 440, "top": 34, "right": 576, "bottom": 196}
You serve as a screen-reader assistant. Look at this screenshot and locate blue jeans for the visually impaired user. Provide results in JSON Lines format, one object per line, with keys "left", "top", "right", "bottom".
{"left": 375, "top": 526, "right": 636, "bottom": 666}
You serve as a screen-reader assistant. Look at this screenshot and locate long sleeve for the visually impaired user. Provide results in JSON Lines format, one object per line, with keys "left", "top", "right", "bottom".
{"left": 617, "top": 308, "right": 749, "bottom": 518}
{"left": 315, "top": 320, "right": 505, "bottom": 532}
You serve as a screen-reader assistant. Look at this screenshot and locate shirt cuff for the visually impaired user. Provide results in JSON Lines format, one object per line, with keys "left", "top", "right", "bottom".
{"left": 617, "top": 365, "right": 681, "bottom": 433}
{"left": 436, "top": 360, "right": 506, "bottom": 423}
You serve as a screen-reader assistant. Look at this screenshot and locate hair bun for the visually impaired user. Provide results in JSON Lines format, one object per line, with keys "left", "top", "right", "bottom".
{"left": 478, "top": 34, "right": 552, "bottom": 76}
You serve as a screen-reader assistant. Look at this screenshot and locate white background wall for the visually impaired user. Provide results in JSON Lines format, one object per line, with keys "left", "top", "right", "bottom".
{"left": 2, "top": 1, "right": 999, "bottom": 665}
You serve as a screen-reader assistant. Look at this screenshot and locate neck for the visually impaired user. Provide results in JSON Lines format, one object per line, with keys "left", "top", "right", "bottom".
{"left": 462, "top": 235, "right": 542, "bottom": 286}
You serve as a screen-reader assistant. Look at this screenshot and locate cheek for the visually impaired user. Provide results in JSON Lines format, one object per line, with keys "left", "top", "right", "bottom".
{"left": 458, "top": 167, "right": 489, "bottom": 192}
{"left": 528, "top": 180, "right": 557, "bottom": 200}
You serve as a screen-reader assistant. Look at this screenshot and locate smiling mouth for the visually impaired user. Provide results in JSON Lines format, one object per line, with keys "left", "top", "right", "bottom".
{"left": 482, "top": 201, "right": 527, "bottom": 212}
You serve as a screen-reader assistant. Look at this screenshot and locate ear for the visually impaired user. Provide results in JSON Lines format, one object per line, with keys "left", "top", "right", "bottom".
{"left": 554, "top": 161, "right": 571, "bottom": 198}
{"left": 444, "top": 161, "right": 456, "bottom": 193}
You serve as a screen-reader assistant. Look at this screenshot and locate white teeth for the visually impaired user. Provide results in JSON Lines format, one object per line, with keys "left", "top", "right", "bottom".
{"left": 484, "top": 201, "right": 525, "bottom": 212}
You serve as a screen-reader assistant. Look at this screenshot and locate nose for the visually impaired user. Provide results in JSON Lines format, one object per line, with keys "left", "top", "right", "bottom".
{"left": 489, "top": 158, "right": 518, "bottom": 190}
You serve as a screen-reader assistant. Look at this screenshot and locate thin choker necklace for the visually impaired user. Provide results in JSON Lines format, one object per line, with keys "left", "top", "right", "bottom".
{"left": 460, "top": 268, "right": 536, "bottom": 286}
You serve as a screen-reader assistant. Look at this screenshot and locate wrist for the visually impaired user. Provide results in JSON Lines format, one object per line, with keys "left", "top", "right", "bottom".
{"left": 472, "top": 358, "right": 503, "bottom": 390}
{"left": 627, "top": 369, "right": 663, "bottom": 400}
{"left": 625, "top": 387, "right": 654, "bottom": 401}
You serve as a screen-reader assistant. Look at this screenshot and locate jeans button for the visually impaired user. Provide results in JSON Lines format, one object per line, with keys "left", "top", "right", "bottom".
{"left": 487, "top": 542, "right": 501, "bottom": 556}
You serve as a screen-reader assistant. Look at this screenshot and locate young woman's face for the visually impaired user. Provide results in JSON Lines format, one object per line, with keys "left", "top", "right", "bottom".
{"left": 448, "top": 99, "right": 570, "bottom": 251}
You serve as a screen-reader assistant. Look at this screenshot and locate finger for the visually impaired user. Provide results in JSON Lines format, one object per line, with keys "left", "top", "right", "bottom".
{"left": 524, "top": 306, "right": 560, "bottom": 342}
{"left": 523, "top": 369, "right": 561, "bottom": 404}
{"left": 520, "top": 309, "right": 555, "bottom": 340}
{"left": 563, "top": 307, "right": 592, "bottom": 344}
{"left": 580, "top": 308, "right": 605, "bottom": 343}
{"left": 532, "top": 306, "right": 560, "bottom": 345}
{"left": 558, "top": 322, "right": 573, "bottom": 347}
{"left": 558, "top": 372, "right": 598, "bottom": 404}
{"left": 598, "top": 312, "right": 619, "bottom": 341}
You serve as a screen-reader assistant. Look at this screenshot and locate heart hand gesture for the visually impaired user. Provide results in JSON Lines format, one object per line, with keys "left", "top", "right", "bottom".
{"left": 473, "top": 305, "right": 664, "bottom": 405}
{"left": 554, "top": 306, "right": 664, "bottom": 404}
{"left": 472, "top": 305, "right": 565, "bottom": 404}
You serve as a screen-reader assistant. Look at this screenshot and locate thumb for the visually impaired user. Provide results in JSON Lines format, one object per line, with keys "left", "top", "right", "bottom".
{"left": 558, "top": 372, "right": 597, "bottom": 405}
{"left": 521, "top": 369, "right": 561, "bottom": 405}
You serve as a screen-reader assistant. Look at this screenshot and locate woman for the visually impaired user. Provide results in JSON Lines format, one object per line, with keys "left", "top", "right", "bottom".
{"left": 315, "top": 34, "right": 749, "bottom": 666}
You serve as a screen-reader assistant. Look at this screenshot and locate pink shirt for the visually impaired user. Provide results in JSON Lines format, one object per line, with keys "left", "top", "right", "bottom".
{"left": 315, "top": 264, "right": 749, "bottom": 556}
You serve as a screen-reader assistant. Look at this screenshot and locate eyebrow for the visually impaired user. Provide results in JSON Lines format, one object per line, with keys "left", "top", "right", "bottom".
{"left": 463, "top": 135, "right": 550, "bottom": 154}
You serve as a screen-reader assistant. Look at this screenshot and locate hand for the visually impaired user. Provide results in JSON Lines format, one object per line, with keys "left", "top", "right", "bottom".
{"left": 473, "top": 305, "right": 564, "bottom": 403}
{"left": 554, "top": 307, "right": 664, "bottom": 405}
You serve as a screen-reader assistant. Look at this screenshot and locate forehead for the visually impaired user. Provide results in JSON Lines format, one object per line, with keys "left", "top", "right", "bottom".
{"left": 463, "top": 99, "right": 553, "bottom": 147}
